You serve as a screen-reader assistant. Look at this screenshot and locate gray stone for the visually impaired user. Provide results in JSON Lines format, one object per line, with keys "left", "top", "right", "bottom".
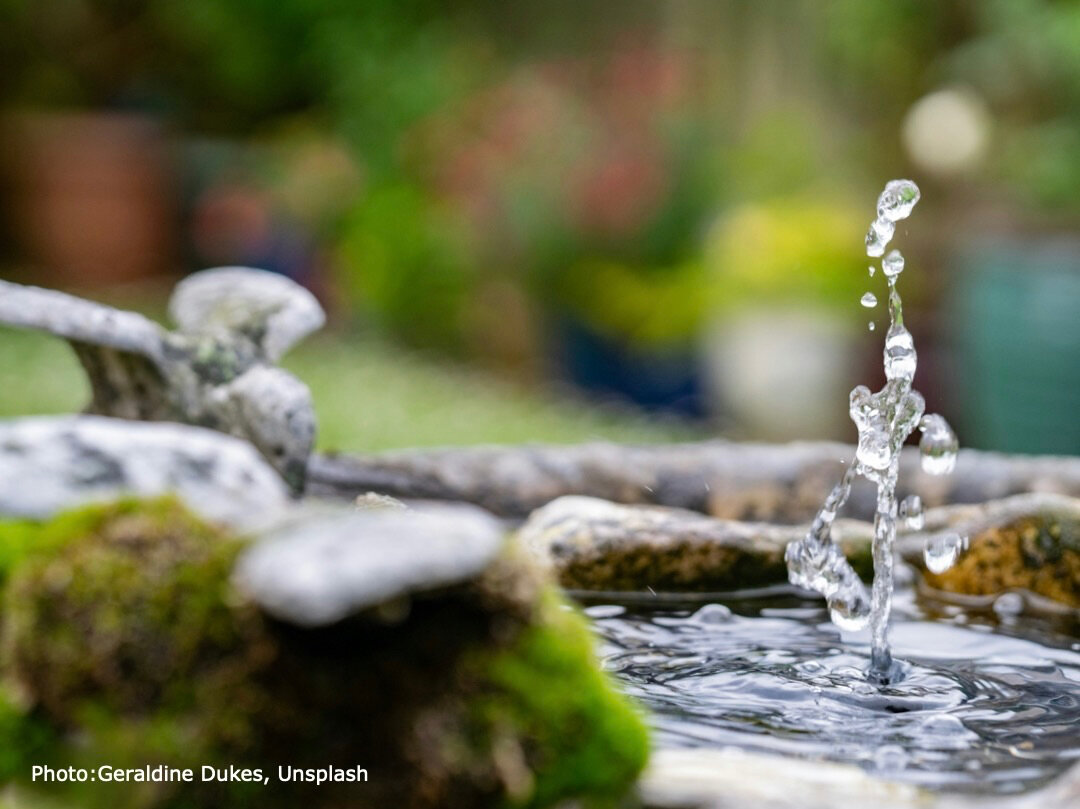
{"left": 308, "top": 440, "right": 1080, "bottom": 520}
{"left": 0, "top": 415, "right": 289, "bottom": 531}
{"left": 235, "top": 502, "right": 506, "bottom": 626}
{"left": 895, "top": 492, "right": 1080, "bottom": 610}
{"left": 0, "top": 267, "right": 324, "bottom": 492}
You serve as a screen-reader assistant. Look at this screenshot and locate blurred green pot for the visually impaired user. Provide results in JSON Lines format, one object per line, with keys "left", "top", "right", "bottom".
{"left": 948, "top": 240, "right": 1080, "bottom": 455}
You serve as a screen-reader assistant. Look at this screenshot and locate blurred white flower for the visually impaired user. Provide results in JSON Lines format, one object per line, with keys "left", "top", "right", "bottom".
{"left": 902, "top": 87, "right": 991, "bottom": 176}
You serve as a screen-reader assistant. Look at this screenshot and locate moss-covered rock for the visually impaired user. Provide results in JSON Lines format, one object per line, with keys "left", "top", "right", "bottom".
{"left": 922, "top": 515, "right": 1080, "bottom": 607}
{"left": 438, "top": 591, "right": 650, "bottom": 809}
{"left": 0, "top": 498, "right": 648, "bottom": 809}
{"left": 2, "top": 498, "right": 258, "bottom": 725}
{"left": 519, "top": 496, "right": 875, "bottom": 594}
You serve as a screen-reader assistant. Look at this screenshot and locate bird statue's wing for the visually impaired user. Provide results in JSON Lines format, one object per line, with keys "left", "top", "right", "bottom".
{"left": 0, "top": 279, "right": 174, "bottom": 419}
{"left": 0, "top": 279, "right": 167, "bottom": 359}
{"left": 168, "top": 267, "right": 325, "bottom": 362}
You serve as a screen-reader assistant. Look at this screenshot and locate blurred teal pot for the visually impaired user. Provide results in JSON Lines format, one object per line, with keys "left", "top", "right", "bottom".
{"left": 947, "top": 240, "right": 1080, "bottom": 455}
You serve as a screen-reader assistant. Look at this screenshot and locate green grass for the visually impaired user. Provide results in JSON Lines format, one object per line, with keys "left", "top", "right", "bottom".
{"left": 0, "top": 326, "right": 699, "bottom": 452}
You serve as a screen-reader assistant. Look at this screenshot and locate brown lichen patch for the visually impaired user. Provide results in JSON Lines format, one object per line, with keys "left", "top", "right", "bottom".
{"left": 557, "top": 539, "right": 789, "bottom": 593}
{"left": 923, "top": 516, "right": 1080, "bottom": 607}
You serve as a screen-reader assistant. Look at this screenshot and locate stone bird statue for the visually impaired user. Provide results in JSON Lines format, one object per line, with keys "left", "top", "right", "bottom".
{"left": 0, "top": 267, "right": 325, "bottom": 494}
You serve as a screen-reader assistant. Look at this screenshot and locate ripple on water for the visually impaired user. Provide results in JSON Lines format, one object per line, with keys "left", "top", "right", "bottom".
{"left": 594, "top": 595, "right": 1080, "bottom": 794}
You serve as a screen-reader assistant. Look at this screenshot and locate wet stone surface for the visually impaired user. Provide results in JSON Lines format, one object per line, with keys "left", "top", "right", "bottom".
{"left": 234, "top": 502, "right": 507, "bottom": 626}
{"left": 0, "top": 414, "right": 289, "bottom": 530}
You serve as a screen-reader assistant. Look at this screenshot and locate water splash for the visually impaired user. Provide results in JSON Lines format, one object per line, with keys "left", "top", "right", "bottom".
{"left": 593, "top": 594, "right": 1080, "bottom": 793}
{"left": 899, "top": 494, "right": 924, "bottom": 530}
{"left": 882, "top": 249, "right": 905, "bottom": 278}
{"left": 919, "top": 414, "right": 959, "bottom": 475}
{"left": 785, "top": 179, "right": 961, "bottom": 683}
{"left": 925, "top": 533, "right": 965, "bottom": 573}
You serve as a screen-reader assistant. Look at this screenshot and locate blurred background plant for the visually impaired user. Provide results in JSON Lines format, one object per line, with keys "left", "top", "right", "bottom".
{"left": 0, "top": 0, "right": 1077, "bottom": 452}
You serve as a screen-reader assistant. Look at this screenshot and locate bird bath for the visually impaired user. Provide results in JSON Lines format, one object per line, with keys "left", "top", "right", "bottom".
{"left": 579, "top": 182, "right": 1080, "bottom": 800}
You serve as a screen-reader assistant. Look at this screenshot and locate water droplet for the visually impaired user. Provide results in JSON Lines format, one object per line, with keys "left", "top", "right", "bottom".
{"left": 829, "top": 593, "right": 871, "bottom": 631}
{"left": 899, "top": 495, "right": 924, "bottom": 530}
{"left": 877, "top": 179, "right": 921, "bottom": 222}
{"left": 865, "top": 217, "right": 896, "bottom": 257}
{"left": 882, "top": 249, "right": 905, "bottom": 278}
{"left": 993, "top": 592, "right": 1025, "bottom": 618}
{"left": 873, "top": 744, "right": 908, "bottom": 772}
{"left": 868, "top": 264, "right": 876, "bottom": 277}
{"left": 691, "top": 603, "right": 732, "bottom": 624}
{"left": 884, "top": 325, "right": 917, "bottom": 381}
{"left": 919, "top": 414, "right": 958, "bottom": 475}
{"left": 850, "top": 384, "right": 915, "bottom": 474}
{"left": 896, "top": 390, "right": 926, "bottom": 438}
{"left": 924, "top": 533, "right": 964, "bottom": 573}
{"left": 585, "top": 604, "right": 626, "bottom": 619}
{"left": 860, "top": 292, "right": 878, "bottom": 308}
{"left": 868, "top": 321, "right": 876, "bottom": 331}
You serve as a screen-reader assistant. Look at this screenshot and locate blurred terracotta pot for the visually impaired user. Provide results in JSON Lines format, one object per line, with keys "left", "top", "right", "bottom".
{"left": 2, "top": 111, "right": 175, "bottom": 285}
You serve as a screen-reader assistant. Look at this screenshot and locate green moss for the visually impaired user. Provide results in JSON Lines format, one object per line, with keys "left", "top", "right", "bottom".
{"left": 0, "top": 500, "right": 649, "bottom": 809}
{"left": 0, "top": 685, "right": 56, "bottom": 783}
{"left": 0, "top": 498, "right": 268, "bottom": 808}
{"left": 460, "top": 591, "right": 650, "bottom": 809}
{"left": 0, "top": 499, "right": 158, "bottom": 589}
{"left": 1, "top": 498, "right": 256, "bottom": 724}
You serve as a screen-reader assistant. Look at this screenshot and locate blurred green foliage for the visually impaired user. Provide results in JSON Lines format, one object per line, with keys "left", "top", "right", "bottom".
{"left": 2, "top": 0, "right": 1079, "bottom": 362}
{"left": 336, "top": 184, "right": 477, "bottom": 352}
{"left": 0, "top": 0, "right": 484, "bottom": 175}
{"left": 706, "top": 196, "right": 872, "bottom": 316}
{"left": 822, "top": 0, "right": 1080, "bottom": 209}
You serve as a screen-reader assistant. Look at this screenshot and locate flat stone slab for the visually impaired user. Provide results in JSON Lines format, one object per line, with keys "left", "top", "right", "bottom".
{"left": 0, "top": 415, "right": 289, "bottom": 530}
{"left": 234, "top": 503, "right": 506, "bottom": 626}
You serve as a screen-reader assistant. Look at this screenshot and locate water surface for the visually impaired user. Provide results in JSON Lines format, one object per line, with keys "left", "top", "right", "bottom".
{"left": 588, "top": 583, "right": 1080, "bottom": 794}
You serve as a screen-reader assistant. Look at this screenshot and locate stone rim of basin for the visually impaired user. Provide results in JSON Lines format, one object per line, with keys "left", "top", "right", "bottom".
{"left": 518, "top": 493, "right": 1080, "bottom": 611}
{"left": 639, "top": 747, "right": 1080, "bottom": 809}
{"left": 308, "top": 440, "right": 1080, "bottom": 520}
